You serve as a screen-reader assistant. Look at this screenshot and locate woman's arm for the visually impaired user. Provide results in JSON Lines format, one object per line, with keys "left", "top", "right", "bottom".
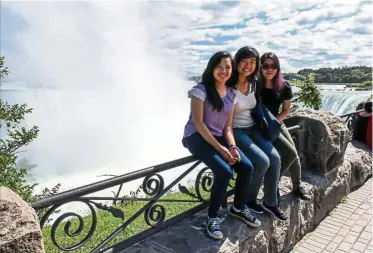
{"left": 191, "top": 97, "right": 224, "bottom": 152}
{"left": 224, "top": 104, "right": 236, "bottom": 147}
{"left": 224, "top": 105, "right": 241, "bottom": 163}
{"left": 277, "top": 99, "right": 291, "bottom": 122}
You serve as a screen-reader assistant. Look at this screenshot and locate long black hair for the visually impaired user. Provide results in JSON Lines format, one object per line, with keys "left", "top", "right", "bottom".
{"left": 228, "top": 46, "right": 260, "bottom": 91}
{"left": 260, "top": 52, "right": 285, "bottom": 94}
{"left": 201, "top": 51, "right": 233, "bottom": 112}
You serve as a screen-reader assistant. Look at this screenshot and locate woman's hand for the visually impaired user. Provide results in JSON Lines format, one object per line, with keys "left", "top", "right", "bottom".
{"left": 218, "top": 145, "right": 235, "bottom": 164}
{"left": 276, "top": 117, "right": 284, "bottom": 125}
{"left": 229, "top": 146, "right": 241, "bottom": 165}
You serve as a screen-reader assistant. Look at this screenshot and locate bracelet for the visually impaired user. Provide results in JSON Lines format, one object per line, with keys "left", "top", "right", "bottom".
{"left": 228, "top": 145, "right": 238, "bottom": 151}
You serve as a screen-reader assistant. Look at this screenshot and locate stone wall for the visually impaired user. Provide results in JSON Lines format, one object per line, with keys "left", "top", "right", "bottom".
{"left": 0, "top": 187, "right": 45, "bottom": 253}
{"left": 124, "top": 110, "right": 372, "bottom": 253}
{"left": 123, "top": 143, "right": 371, "bottom": 253}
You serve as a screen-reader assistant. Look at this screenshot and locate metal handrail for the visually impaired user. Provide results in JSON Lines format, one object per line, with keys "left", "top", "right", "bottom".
{"left": 339, "top": 109, "right": 364, "bottom": 118}
{"left": 31, "top": 156, "right": 197, "bottom": 209}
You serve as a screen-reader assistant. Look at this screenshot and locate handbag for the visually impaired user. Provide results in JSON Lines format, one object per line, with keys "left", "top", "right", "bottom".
{"left": 251, "top": 93, "right": 282, "bottom": 142}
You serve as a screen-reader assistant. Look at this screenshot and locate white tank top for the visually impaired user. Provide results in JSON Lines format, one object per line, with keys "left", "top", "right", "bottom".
{"left": 232, "top": 84, "right": 256, "bottom": 128}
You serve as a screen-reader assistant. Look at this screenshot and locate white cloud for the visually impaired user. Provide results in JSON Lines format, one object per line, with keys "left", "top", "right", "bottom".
{"left": 139, "top": 0, "right": 371, "bottom": 75}
{"left": 3, "top": 0, "right": 371, "bottom": 79}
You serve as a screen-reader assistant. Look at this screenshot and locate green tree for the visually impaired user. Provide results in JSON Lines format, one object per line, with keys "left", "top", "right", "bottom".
{"left": 0, "top": 56, "right": 9, "bottom": 78}
{"left": 0, "top": 56, "right": 60, "bottom": 206}
{"left": 292, "top": 73, "right": 323, "bottom": 111}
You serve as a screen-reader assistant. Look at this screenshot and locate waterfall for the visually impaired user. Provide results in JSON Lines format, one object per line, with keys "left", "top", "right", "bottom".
{"left": 292, "top": 84, "right": 372, "bottom": 115}
{"left": 321, "top": 90, "right": 372, "bottom": 115}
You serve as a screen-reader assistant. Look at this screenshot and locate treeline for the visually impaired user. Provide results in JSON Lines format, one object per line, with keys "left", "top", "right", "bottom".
{"left": 188, "top": 66, "right": 372, "bottom": 84}
{"left": 284, "top": 66, "right": 372, "bottom": 83}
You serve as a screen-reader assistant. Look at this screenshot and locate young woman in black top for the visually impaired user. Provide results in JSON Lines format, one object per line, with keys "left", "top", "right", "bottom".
{"left": 259, "top": 52, "right": 311, "bottom": 202}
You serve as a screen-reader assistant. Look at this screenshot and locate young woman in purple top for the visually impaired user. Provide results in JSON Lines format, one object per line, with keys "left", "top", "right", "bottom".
{"left": 183, "top": 51, "right": 261, "bottom": 240}
{"left": 259, "top": 52, "right": 311, "bottom": 202}
{"left": 229, "top": 46, "right": 288, "bottom": 221}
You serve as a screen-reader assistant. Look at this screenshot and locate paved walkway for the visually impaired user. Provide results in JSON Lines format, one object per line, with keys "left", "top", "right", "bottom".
{"left": 292, "top": 178, "right": 372, "bottom": 253}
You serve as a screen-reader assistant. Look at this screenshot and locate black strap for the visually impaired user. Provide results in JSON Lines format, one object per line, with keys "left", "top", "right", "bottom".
{"left": 254, "top": 79, "right": 262, "bottom": 103}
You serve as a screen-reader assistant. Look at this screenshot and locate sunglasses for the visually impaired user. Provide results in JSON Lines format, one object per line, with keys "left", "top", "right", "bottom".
{"left": 262, "top": 63, "right": 278, "bottom": 70}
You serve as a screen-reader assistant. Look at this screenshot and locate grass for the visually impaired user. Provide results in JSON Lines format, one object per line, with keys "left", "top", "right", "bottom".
{"left": 42, "top": 186, "right": 212, "bottom": 253}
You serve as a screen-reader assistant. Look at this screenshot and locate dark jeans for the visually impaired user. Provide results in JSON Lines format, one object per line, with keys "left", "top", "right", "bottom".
{"left": 183, "top": 133, "right": 254, "bottom": 218}
{"left": 274, "top": 124, "right": 301, "bottom": 186}
{"left": 234, "top": 127, "right": 281, "bottom": 206}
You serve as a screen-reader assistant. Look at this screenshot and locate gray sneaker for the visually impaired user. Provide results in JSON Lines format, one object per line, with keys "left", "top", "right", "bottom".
{"left": 229, "top": 206, "right": 261, "bottom": 227}
{"left": 206, "top": 217, "right": 223, "bottom": 240}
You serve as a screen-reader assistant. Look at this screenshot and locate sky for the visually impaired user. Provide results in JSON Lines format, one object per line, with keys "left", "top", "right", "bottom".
{"left": 0, "top": 0, "right": 372, "bottom": 84}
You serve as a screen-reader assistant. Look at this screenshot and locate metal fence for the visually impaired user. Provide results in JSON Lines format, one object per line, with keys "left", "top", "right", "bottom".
{"left": 340, "top": 109, "right": 364, "bottom": 131}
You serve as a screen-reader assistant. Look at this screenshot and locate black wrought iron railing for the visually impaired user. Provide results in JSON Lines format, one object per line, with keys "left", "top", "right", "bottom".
{"left": 29, "top": 125, "right": 299, "bottom": 253}
{"left": 339, "top": 109, "right": 364, "bottom": 131}
{"left": 29, "top": 108, "right": 361, "bottom": 253}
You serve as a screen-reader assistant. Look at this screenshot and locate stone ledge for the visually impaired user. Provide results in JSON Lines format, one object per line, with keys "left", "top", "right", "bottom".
{"left": 0, "top": 187, "right": 45, "bottom": 253}
{"left": 122, "top": 143, "right": 372, "bottom": 253}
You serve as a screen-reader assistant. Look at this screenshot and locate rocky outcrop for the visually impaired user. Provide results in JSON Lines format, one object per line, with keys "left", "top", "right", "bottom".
{"left": 0, "top": 187, "right": 45, "bottom": 253}
{"left": 122, "top": 111, "right": 372, "bottom": 253}
{"left": 283, "top": 110, "right": 350, "bottom": 175}
{"left": 346, "top": 141, "right": 372, "bottom": 190}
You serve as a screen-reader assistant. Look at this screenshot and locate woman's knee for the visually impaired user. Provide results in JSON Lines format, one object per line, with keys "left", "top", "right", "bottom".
{"left": 269, "top": 149, "right": 281, "bottom": 168}
{"left": 284, "top": 147, "right": 298, "bottom": 164}
{"left": 213, "top": 164, "right": 234, "bottom": 182}
{"left": 254, "top": 153, "right": 270, "bottom": 172}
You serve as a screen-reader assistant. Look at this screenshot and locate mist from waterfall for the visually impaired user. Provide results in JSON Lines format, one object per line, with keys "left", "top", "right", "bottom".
{"left": 0, "top": 2, "right": 193, "bottom": 193}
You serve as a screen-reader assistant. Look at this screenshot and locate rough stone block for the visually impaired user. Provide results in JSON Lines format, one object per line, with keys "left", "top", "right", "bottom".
{"left": 284, "top": 110, "right": 350, "bottom": 175}
{"left": 0, "top": 187, "right": 45, "bottom": 253}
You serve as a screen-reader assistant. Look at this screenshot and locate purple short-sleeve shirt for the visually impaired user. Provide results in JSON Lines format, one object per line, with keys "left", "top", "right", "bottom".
{"left": 183, "top": 83, "right": 236, "bottom": 138}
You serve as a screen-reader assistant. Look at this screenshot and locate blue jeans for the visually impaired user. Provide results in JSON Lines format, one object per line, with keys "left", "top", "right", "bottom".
{"left": 234, "top": 127, "right": 281, "bottom": 206}
{"left": 184, "top": 133, "right": 254, "bottom": 218}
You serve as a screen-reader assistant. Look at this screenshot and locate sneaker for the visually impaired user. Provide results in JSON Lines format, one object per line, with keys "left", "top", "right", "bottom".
{"left": 262, "top": 203, "right": 289, "bottom": 221}
{"left": 293, "top": 184, "right": 311, "bottom": 200}
{"left": 229, "top": 206, "right": 261, "bottom": 227}
{"left": 206, "top": 217, "right": 223, "bottom": 240}
{"left": 247, "top": 201, "right": 264, "bottom": 214}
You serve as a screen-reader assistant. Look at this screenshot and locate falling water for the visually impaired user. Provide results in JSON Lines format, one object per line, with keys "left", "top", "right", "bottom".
{"left": 321, "top": 90, "right": 372, "bottom": 115}
{"left": 293, "top": 84, "right": 371, "bottom": 115}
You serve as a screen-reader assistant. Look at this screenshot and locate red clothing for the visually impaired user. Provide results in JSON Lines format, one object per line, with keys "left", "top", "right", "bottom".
{"left": 367, "top": 115, "right": 372, "bottom": 149}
